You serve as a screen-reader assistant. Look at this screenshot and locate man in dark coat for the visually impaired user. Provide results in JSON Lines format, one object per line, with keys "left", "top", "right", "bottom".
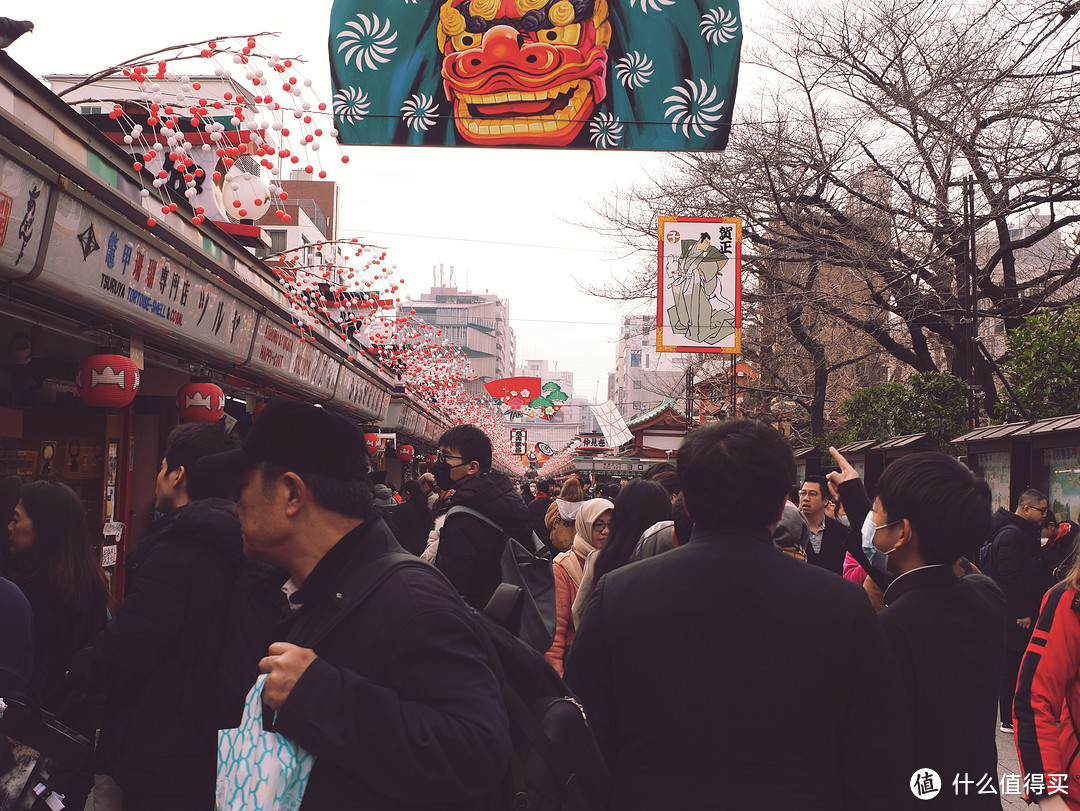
{"left": 990, "top": 488, "right": 1051, "bottom": 732}
{"left": 527, "top": 477, "right": 553, "bottom": 552}
{"left": 831, "top": 448, "right": 1007, "bottom": 808}
{"left": 433, "top": 424, "right": 530, "bottom": 610}
{"left": 201, "top": 399, "right": 510, "bottom": 809}
{"left": 68, "top": 422, "right": 243, "bottom": 810}
{"left": 800, "top": 474, "right": 847, "bottom": 574}
{"left": 564, "top": 420, "right": 912, "bottom": 810}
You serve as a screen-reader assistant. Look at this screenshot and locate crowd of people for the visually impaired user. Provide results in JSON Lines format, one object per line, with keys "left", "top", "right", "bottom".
{"left": 3, "top": 406, "right": 1080, "bottom": 809}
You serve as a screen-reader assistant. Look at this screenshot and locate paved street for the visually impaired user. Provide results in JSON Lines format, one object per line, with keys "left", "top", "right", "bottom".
{"left": 997, "top": 726, "right": 1026, "bottom": 811}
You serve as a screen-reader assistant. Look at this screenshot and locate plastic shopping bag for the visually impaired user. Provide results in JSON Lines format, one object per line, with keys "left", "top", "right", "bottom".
{"left": 216, "top": 674, "right": 314, "bottom": 811}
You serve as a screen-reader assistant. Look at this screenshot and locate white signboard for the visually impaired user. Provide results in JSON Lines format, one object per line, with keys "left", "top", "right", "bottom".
{"left": 0, "top": 153, "right": 52, "bottom": 279}
{"left": 38, "top": 192, "right": 257, "bottom": 363}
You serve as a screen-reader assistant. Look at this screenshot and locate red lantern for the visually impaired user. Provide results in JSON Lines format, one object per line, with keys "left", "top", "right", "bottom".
{"left": 176, "top": 382, "right": 225, "bottom": 422}
{"left": 397, "top": 444, "right": 414, "bottom": 462}
{"left": 426, "top": 454, "right": 437, "bottom": 466}
{"left": 76, "top": 354, "right": 140, "bottom": 408}
{"left": 364, "top": 433, "right": 381, "bottom": 454}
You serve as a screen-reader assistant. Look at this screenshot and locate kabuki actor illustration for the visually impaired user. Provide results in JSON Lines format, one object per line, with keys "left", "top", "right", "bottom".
{"left": 329, "top": 0, "right": 742, "bottom": 149}
{"left": 657, "top": 216, "right": 741, "bottom": 353}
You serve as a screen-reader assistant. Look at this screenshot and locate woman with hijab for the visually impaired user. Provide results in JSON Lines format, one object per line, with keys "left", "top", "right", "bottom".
{"left": 545, "top": 477, "right": 584, "bottom": 554}
{"left": 545, "top": 497, "right": 613, "bottom": 677}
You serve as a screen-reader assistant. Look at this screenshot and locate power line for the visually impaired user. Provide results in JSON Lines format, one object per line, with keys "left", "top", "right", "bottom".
{"left": 335, "top": 225, "right": 613, "bottom": 253}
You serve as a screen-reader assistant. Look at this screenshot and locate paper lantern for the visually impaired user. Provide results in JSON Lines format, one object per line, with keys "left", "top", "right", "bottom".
{"left": 76, "top": 354, "right": 140, "bottom": 408}
{"left": 177, "top": 382, "right": 225, "bottom": 422}
{"left": 426, "top": 454, "right": 437, "bottom": 466}
{"left": 364, "top": 433, "right": 381, "bottom": 454}
{"left": 397, "top": 444, "right": 414, "bottom": 462}
{"left": 221, "top": 171, "right": 268, "bottom": 220}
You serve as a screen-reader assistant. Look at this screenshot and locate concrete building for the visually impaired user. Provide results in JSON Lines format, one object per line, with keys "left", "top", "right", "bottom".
{"left": 612, "top": 314, "right": 685, "bottom": 420}
{"left": 403, "top": 283, "right": 516, "bottom": 397}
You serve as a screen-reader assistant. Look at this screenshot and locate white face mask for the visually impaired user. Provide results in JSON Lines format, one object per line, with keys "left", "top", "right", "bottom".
{"left": 861, "top": 513, "right": 899, "bottom": 566}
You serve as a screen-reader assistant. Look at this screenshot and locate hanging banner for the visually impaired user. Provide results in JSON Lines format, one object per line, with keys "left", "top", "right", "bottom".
{"left": 656, "top": 216, "right": 741, "bottom": 354}
{"left": 329, "top": 0, "right": 742, "bottom": 150}
{"left": 510, "top": 428, "right": 528, "bottom": 455}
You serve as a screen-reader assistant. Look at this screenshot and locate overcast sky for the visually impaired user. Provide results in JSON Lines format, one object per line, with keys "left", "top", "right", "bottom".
{"left": 7, "top": 0, "right": 769, "bottom": 404}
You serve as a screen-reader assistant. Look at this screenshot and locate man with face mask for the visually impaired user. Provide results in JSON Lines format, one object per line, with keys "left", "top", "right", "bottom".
{"left": 829, "top": 448, "right": 1007, "bottom": 809}
{"left": 432, "top": 424, "right": 531, "bottom": 611}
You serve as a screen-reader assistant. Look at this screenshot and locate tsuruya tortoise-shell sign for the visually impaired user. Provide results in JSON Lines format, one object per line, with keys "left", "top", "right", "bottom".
{"left": 329, "top": 0, "right": 742, "bottom": 150}
{"left": 656, "top": 216, "right": 741, "bottom": 353}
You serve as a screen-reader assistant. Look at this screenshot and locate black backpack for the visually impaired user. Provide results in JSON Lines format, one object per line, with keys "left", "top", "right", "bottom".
{"left": 445, "top": 505, "right": 557, "bottom": 653}
{"left": 977, "top": 537, "right": 995, "bottom": 578}
{"left": 357, "top": 552, "right": 609, "bottom": 811}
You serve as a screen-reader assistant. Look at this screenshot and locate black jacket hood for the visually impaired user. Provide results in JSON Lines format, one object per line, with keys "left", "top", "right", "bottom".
{"left": 448, "top": 470, "right": 529, "bottom": 532}
{"left": 130, "top": 497, "right": 243, "bottom": 571}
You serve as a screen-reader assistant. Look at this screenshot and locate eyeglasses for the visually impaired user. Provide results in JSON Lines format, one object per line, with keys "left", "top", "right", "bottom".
{"left": 1029, "top": 505, "right": 1049, "bottom": 515}
{"left": 436, "top": 451, "right": 464, "bottom": 463}
{"left": 592, "top": 521, "right": 611, "bottom": 532}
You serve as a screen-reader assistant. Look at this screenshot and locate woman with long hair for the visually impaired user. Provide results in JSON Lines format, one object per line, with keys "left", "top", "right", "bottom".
{"left": 545, "top": 476, "right": 584, "bottom": 553}
{"left": 394, "top": 479, "right": 434, "bottom": 556}
{"left": 572, "top": 480, "right": 672, "bottom": 627}
{"left": 1014, "top": 546, "right": 1080, "bottom": 809}
{"left": 545, "top": 497, "right": 613, "bottom": 677}
{"left": 7, "top": 479, "right": 109, "bottom": 711}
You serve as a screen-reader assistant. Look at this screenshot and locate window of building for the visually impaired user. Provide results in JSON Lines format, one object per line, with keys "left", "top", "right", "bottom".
{"left": 630, "top": 350, "right": 641, "bottom": 367}
{"left": 633, "top": 380, "right": 642, "bottom": 390}
{"left": 634, "top": 401, "right": 642, "bottom": 410}
{"left": 645, "top": 354, "right": 650, "bottom": 369}
{"left": 255, "top": 229, "right": 289, "bottom": 259}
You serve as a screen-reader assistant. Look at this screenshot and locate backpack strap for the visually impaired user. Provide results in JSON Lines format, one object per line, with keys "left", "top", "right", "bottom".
{"left": 446, "top": 506, "right": 546, "bottom": 556}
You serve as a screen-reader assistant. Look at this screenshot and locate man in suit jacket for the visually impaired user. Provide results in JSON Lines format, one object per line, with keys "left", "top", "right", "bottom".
{"left": 564, "top": 420, "right": 912, "bottom": 811}
{"left": 800, "top": 474, "right": 848, "bottom": 574}
{"left": 832, "top": 448, "right": 1007, "bottom": 808}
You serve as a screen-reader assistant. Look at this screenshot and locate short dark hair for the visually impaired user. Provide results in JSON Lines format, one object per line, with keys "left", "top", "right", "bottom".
{"left": 801, "top": 475, "right": 830, "bottom": 503}
{"left": 1018, "top": 488, "right": 1048, "bottom": 509}
{"left": 535, "top": 478, "right": 552, "bottom": 496}
{"left": 875, "top": 452, "right": 991, "bottom": 566}
{"left": 651, "top": 470, "right": 681, "bottom": 497}
{"left": 677, "top": 420, "right": 794, "bottom": 529}
{"left": 260, "top": 461, "right": 374, "bottom": 519}
{"left": 438, "top": 424, "right": 492, "bottom": 473}
{"left": 165, "top": 422, "right": 240, "bottom": 500}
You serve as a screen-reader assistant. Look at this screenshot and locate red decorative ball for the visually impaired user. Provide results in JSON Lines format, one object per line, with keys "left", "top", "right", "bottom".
{"left": 364, "top": 433, "right": 381, "bottom": 454}
{"left": 76, "top": 354, "right": 140, "bottom": 408}
{"left": 176, "top": 382, "right": 225, "bottom": 422}
{"left": 397, "top": 444, "right": 415, "bottom": 463}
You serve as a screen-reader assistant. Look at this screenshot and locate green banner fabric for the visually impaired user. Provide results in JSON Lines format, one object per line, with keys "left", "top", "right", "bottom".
{"left": 329, "top": 0, "right": 741, "bottom": 150}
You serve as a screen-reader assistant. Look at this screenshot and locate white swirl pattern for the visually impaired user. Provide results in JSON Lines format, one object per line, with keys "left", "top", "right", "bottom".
{"left": 589, "top": 112, "right": 624, "bottom": 148}
{"left": 614, "top": 52, "right": 654, "bottom": 89}
{"left": 336, "top": 13, "right": 398, "bottom": 72}
{"left": 401, "top": 93, "right": 440, "bottom": 131}
{"left": 700, "top": 8, "right": 740, "bottom": 45}
{"left": 664, "top": 79, "right": 727, "bottom": 138}
{"left": 630, "top": 0, "right": 675, "bottom": 13}
{"left": 333, "top": 87, "right": 370, "bottom": 123}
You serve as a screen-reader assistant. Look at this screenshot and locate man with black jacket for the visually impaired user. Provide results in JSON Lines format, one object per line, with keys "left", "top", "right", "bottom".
{"left": 433, "top": 424, "right": 531, "bottom": 610}
{"left": 990, "top": 488, "right": 1051, "bottom": 733}
{"left": 68, "top": 422, "right": 243, "bottom": 810}
{"left": 201, "top": 399, "right": 510, "bottom": 808}
{"left": 565, "top": 421, "right": 912, "bottom": 810}
{"left": 527, "top": 478, "right": 553, "bottom": 552}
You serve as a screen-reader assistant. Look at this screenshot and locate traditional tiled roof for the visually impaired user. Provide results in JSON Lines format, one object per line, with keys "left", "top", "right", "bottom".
{"left": 627, "top": 397, "right": 687, "bottom": 428}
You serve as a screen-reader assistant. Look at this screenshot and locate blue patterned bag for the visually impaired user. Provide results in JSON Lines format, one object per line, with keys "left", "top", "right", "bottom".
{"left": 216, "top": 674, "right": 315, "bottom": 811}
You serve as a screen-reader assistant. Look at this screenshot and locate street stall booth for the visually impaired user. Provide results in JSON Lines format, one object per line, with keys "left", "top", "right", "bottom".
{"left": 873, "top": 433, "right": 939, "bottom": 466}
{"left": 953, "top": 421, "right": 1035, "bottom": 513}
{"left": 832, "top": 439, "right": 885, "bottom": 494}
{"left": 0, "top": 53, "right": 399, "bottom": 600}
{"left": 957, "top": 415, "right": 1080, "bottom": 522}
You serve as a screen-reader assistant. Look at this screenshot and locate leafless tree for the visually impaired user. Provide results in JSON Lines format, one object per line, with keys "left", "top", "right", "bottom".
{"left": 589, "top": 0, "right": 1080, "bottom": 437}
